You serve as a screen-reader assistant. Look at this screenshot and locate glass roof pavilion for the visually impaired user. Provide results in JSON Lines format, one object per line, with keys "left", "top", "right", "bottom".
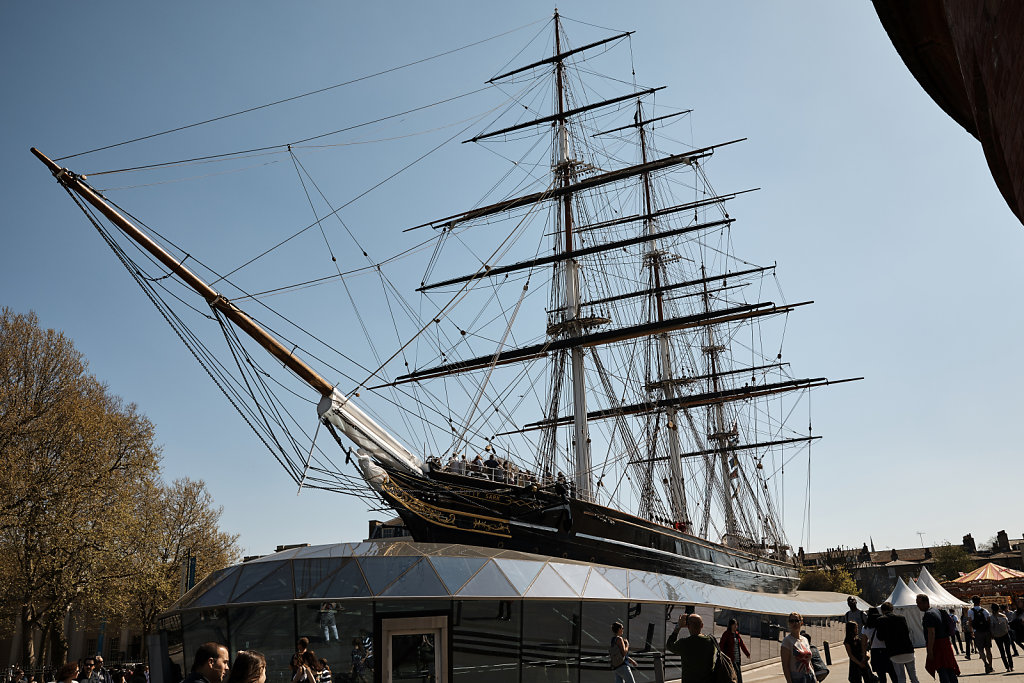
{"left": 171, "top": 540, "right": 859, "bottom": 616}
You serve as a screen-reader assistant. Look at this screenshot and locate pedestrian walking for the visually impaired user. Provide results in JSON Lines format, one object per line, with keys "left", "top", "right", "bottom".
{"left": 864, "top": 607, "right": 895, "bottom": 683}
{"left": 609, "top": 620, "right": 637, "bottom": 683}
{"left": 781, "top": 612, "right": 815, "bottom": 683}
{"left": 968, "top": 596, "right": 994, "bottom": 673}
{"left": 719, "top": 618, "right": 750, "bottom": 683}
{"left": 845, "top": 598, "right": 866, "bottom": 631}
{"left": 916, "top": 594, "right": 959, "bottom": 683}
{"left": 843, "top": 621, "right": 871, "bottom": 683}
{"left": 946, "top": 610, "right": 962, "bottom": 654}
{"left": 990, "top": 604, "right": 1014, "bottom": 672}
{"left": 876, "top": 602, "right": 919, "bottom": 683}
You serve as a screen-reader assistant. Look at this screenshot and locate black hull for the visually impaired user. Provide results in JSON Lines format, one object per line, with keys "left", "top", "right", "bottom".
{"left": 378, "top": 468, "right": 798, "bottom": 594}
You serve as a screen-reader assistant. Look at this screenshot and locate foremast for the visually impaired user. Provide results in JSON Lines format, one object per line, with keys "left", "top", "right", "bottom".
{"left": 30, "top": 147, "right": 424, "bottom": 480}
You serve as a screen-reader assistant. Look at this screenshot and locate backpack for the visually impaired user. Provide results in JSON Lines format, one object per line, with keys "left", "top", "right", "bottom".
{"left": 972, "top": 607, "right": 990, "bottom": 632}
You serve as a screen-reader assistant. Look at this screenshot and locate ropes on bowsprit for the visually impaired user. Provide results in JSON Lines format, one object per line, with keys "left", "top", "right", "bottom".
{"left": 60, "top": 184, "right": 382, "bottom": 503}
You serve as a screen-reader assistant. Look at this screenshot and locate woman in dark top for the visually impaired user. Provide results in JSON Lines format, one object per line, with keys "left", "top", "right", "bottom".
{"left": 844, "top": 621, "right": 870, "bottom": 683}
{"left": 719, "top": 618, "right": 751, "bottom": 683}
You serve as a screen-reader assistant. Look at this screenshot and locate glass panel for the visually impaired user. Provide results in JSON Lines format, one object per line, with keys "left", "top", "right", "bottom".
{"left": 594, "top": 567, "right": 628, "bottom": 594}
{"left": 521, "top": 601, "right": 579, "bottom": 683}
{"left": 493, "top": 558, "right": 545, "bottom": 594}
{"left": 316, "top": 558, "right": 371, "bottom": 598}
{"left": 622, "top": 573, "right": 663, "bottom": 602}
{"left": 663, "top": 604, "right": 685, "bottom": 681}
{"left": 358, "top": 556, "right": 419, "bottom": 594}
{"left": 228, "top": 605, "right": 294, "bottom": 683}
{"left": 549, "top": 563, "right": 591, "bottom": 591}
{"left": 231, "top": 562, "right": 286, "bottom": 601}
{"left": 628, "top": 603, "right": 665, "bottom": 683}
{"left": 579, "top": 602, "right": 627, "bottom": 679}
{"left": 523, "top": 564, "right": 578, "bottom": 598}
{"left": 428, "top": 556, "right": 487, "bottom": 594}
{"left": 452, "top": 600, "right": 521, "bottom": 683}
{"left": 381, "top": 559, "right": 448, "bottom": 597}
{"left": 626, "top": 571, "right": 662, "bottom": 601}
{"left": 294, "top": 558, "right": 344, "bottom": 598}
{"left": 390, "top": 632, "right": 437, "bottom": 682}
{"left": 181, "top": 608, "right": 228, "bottom": 673}
{"left": 188, "top": 566, "right": 242, "bottom": 608}
{"left": 458, "top": 563, "right": 518, "bottom": 597}
{"left": 297, "top": 601, "right": 374, "bottom": 677}
{"left": 581, "top": 570, "right": 625, "bottom": 600}
{"left": 233, "top": 562, "right": 294, "bottom": 603}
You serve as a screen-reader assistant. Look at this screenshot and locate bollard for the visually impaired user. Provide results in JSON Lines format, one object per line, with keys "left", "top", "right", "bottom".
{"left": 654, "top": 651, "right": 665, "bottom": 683}
{"left": 823, "top": 641, "right": 832, "bottom": 665}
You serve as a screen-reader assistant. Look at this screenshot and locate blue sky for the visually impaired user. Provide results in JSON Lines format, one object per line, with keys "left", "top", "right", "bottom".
{"left": 3, "top": 2, "right": 1021, "bottom": 560}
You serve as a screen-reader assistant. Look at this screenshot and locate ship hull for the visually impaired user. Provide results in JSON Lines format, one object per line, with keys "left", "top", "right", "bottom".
{"left": 378, "top": 467, "right": 798, "bottom": 593}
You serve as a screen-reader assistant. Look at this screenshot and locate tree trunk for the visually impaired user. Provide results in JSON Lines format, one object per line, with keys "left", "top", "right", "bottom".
{"left": 20, "top": 604, "right": 37, "bottom": 668}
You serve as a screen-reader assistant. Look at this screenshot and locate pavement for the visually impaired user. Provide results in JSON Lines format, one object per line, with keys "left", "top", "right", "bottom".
{"left": 723, "top": 644, "right": 1021, "bottom": 683}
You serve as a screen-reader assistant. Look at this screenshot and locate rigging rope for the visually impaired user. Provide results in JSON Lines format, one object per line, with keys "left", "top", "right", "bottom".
{"left": 55, "top": 18, "right": 545, "bottom": 163}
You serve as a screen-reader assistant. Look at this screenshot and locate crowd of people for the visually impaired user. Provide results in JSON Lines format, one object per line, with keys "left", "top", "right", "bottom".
{"left": 6, "top": 657, "right": 148, "bottom": 683}
{"left": 9, "top": 592, "right": 1022, "bottom": 683}
{"left": 427, "top": 450, "right": 576, "bottom": 496}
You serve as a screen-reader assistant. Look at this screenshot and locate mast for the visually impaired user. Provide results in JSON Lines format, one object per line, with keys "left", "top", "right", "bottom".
{"left": 637, "top": 100, "right": 690, "bottom": 528}
{"left": 700, "top": 262, "right": 739, "bottom": 543}
{"left": 553, "top": 9, "right": 593, "bottom": 500}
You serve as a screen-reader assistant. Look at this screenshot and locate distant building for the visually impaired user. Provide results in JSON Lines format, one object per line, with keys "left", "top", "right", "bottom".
{"left": 800, "top": 530, "right": 1023, "bottom": 604}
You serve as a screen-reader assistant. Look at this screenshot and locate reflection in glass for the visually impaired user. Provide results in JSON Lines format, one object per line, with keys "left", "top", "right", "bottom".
{"left": 580, "top": 602, "right": 626, "bottom": 679}
{"left": 390, "top": 633, "right": 436, "bottom": 682}
{"left": 229, "top": 605, "right": 294, "bottom": 683}
{"left": 522, "top": 601, "right": 579, "bottom": 683}
{"left": 296, "top": 600, "right": 374, "bottom": 676}
{"left": 452, "top": 600, "right": 520, "bottom": 683}
{"left": 182, "top": 608, "right": 228, "bottom": 679}
{"left": 629, "top": 603, "right": 665, "bottom": 683}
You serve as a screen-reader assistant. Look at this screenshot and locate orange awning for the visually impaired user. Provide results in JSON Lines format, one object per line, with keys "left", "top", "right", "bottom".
{"left": 951, "top": 562, "right": 1024, "bottom": 583}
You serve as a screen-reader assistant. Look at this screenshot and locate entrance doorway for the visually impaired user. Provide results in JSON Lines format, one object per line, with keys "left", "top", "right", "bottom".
{"left": 380, "top": 615, "right": 447, "bottom": 683}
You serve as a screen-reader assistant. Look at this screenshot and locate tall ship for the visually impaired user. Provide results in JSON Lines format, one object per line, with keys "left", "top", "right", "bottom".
{"left": 33, "top": 12, "right": 856, "bottom": 594}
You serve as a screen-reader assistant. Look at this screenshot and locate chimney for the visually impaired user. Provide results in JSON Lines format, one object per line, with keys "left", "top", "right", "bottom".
{"left": 996, "top": 530, "right": 1010, "bottom": 552}
{"left": 859, "top": 543, "right": 870, "bottom": 562}
{"left": 963, "top": 533, "right": 976, "bottom": 554}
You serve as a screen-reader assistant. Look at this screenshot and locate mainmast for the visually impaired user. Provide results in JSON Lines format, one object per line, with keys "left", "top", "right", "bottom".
{"left": 553, "top": 9, "right": 593, "bottom": 500}
{"left": 636, "top": 101, "right": 690, "bottom": 528}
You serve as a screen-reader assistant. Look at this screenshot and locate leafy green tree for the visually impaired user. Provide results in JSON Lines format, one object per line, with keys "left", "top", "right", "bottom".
{"left": 0, "top": 310, "right": 160, "bottom": 665}
{"left": 798, "top": 567, "right": 861, "bottom": 595}
{"left": 931, "top": 542, "right": 975, "bottom": 580}
{"left": 122, "top": 477, "right": 240, "bottom": 652}
{"left": 0, "top": 310, "right": 242, "bottom": 666}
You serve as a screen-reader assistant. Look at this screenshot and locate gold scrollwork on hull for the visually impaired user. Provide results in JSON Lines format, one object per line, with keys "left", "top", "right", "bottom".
{"left": 381, "top": 477, "right": 511, "bottom": 538}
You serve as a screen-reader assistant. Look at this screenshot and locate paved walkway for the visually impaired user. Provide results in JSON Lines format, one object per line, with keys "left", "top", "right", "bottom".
{"left": 697, "top": 644, "right": 1021, "bottom": 683}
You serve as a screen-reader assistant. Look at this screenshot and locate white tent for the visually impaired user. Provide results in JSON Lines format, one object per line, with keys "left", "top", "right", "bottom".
{"left": 885, "top": 576, "right": 927, "bottom": 647}
{"left": 917, "top": 567, "right": 969, "bottom": 607}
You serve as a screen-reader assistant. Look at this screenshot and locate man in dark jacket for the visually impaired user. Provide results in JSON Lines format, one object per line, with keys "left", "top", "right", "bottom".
{"left": 877, "top": 601, "right": 918, "bottom": 683}
{"left": 183, "top": 642, "right": 230, "bottom": 683}
{"left": 666, "top": 613, "right": 716, "bottom": 683}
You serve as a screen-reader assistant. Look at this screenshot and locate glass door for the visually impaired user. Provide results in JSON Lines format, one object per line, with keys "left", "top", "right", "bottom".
{"left": 381, "top": 615, "right": 447, "bottom": 683}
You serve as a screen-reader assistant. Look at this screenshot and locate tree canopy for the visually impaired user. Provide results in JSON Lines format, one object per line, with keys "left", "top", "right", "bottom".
{"left": 0, "top": 309, "right": 240, "bottom": 667}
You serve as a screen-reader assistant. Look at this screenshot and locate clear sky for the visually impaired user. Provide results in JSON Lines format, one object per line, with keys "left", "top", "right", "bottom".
{"left": 3, "top": 1, "right": 1021, "bottom": 560}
